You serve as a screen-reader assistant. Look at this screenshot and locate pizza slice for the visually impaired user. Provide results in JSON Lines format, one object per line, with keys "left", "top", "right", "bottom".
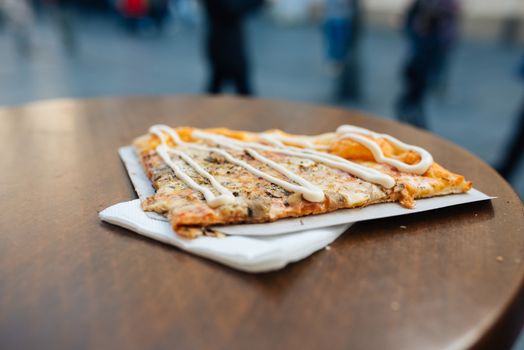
{"left": 132, "top": 124, "right": 471, "bottom": 238}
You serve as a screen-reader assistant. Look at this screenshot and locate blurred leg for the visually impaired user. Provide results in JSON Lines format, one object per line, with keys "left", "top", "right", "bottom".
{"left": 396, "top": 58, "right": 428, "bottom": 129}
{"left": 207, "top": 68, "right": 224, "bottom": 94}
{"left": 125, "top": 17, "right": 139, "bottom": 34}
{"left": 497, "top": 101, "right": 524, "bottom": 180}
{"left": 233, "top": 68, "right": 252, "bottom": 96}
{"left": 396, "top": 93, "right": 426, "bottom": 129}
{"left": 13, "top": 25, "right": 31, "bottom": 56}
{"left": 52, "top": 4, "right": 77, "bottom": 55}
{"left": 337, "top": 51, "right": 360, "bottom": 101}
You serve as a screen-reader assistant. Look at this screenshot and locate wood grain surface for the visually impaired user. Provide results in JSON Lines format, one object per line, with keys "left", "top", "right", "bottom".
{"left": 0, "top": 96, "right": 523, "bottom": 350}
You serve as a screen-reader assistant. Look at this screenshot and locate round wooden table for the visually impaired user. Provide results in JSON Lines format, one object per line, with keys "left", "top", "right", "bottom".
{"left": 1, "top": 96, "right": 523, "bottom": 350}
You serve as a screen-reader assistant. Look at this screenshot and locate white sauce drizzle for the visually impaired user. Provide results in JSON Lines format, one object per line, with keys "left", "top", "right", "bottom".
{"left": 150, "top": 125, "right": 326, "bottom": 204}
{"left": 259, "top": 133, "right": 329, "bottom": 150}
{"left": 204, "top": 147, "right": 325, "bottom": 202}
{"left": 149, "top": 125, "right": 235, "bottom": 208}
{"left": 192, "top": 131, "right": 396, "bottom": 189}
{"left": 148, "top": 123, "right": 434, "bottom": 207}
{"left": 336, "top": 125, "right": 433, "bottom": 175}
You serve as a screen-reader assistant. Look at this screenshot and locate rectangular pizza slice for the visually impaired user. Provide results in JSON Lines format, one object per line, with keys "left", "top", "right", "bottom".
{"left": 132, "top": 124, "right": 471, "bottom": 238}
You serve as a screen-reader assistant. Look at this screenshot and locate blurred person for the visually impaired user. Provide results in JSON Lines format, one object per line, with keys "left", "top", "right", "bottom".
{"left": 395, "top": 0, "right": 460, "bottom": 129}
{"left": 323, "top": 0, "right": 362, "bottom": 101}
{"left": 149, "top": 0, "right": 169, "bottom": 33}
{"left": 201, "top": 0, "right": 264, "bottom": 96}
{"left": 30, "top": 0, "right": 46, "bottom": 20}
{"left": 500, "top": 0, "right": 521, "bottom": 47}
{"left": 497, "top": 56, "right": 524, "bottom": 182}
{"left": 46, "top": 0, "right": 78, "bottom": 55}
{"left": 118, "top": 0, "right": 148, "bottom": 34}
{"left": 0, "top": 0, "right": 35, "bottom": 56}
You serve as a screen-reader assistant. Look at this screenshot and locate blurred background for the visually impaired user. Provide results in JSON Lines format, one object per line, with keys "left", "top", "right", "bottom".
{"left": 0, "top": 0, "right": 522, "bottom": 204}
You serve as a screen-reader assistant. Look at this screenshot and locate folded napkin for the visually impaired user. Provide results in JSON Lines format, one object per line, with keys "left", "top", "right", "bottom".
{"left": 100, "top": 200, "right": 351, "bottom": 272}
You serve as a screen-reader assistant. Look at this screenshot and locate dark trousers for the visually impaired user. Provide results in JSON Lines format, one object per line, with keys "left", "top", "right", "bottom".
{"left": 396, "top": 46, "right": 447, "bottom": 129}
{"left": 396, "top": 61, "right": 429, "bottom": 129}
{"left": 207, "top": 66, "right": 252, "bottom": 96}
{"left": 497, "top": 100, "right": 524, "bottom": 180}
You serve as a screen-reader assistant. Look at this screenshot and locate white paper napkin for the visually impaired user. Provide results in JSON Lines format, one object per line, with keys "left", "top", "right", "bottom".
{"left": 99, "top": 200, "right": 351, "bottom": 272}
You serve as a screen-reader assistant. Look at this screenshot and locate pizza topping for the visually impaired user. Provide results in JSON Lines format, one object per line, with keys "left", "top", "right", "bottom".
{"left": 192, "top": 130, "right": 396, "bottom": 188}
{"left": 150, "top": 125, "right": 326, "bottom": 205}
{"left": 147, "top": 124, "right": 434, "bottom": 210}
{"left": 336, "top": 125, "right": 433, "bottom": 175}
{"left": 150, "top": 126, "right": 236, "bottom": 208}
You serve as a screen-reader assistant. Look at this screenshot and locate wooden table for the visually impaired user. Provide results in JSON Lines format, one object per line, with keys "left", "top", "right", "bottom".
{"left": 1, "top": 96, "right": 523, "bottom": 350}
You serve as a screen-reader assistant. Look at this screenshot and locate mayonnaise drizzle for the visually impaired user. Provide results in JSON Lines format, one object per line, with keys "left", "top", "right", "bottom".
{"left": 149, "top": 125, "right": 235, "bottom": 208}
{"left": 336, "top": 125, "right": 433, "bottom": 175}
{"left": 259, "top": 133, "right": 328, "bottom": 150}
{"left": 149, "top": 123, "right": 434, "bottom": 207}
{"left": 150, "top": 125, "right": 326, "bottom": 204}
{"left": 192, "top": 131, "right": 396, "bottom": 189}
